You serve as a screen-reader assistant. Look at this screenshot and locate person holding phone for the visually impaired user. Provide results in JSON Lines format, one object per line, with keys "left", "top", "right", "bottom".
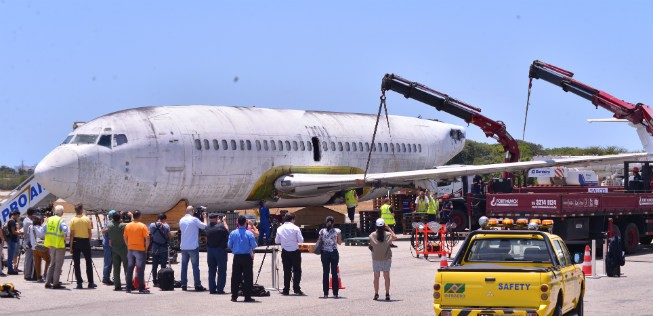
{"left": 368, "top": 218, "right": 397, "bottom": 301}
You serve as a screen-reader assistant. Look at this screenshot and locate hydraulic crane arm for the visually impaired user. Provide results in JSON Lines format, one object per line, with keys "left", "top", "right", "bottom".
{"left": 529, "top": 60, "right": 653, "bottom": 136}
{"left": 381, "top": 73, "right": 520, "bottom": 166}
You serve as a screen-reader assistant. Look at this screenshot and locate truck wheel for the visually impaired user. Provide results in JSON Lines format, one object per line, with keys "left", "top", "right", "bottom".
{"left": 622, "top": 222, "right": 640, "bottom": 254}
{"left": 449, "top": 210, "right": 468, "bottom": 232}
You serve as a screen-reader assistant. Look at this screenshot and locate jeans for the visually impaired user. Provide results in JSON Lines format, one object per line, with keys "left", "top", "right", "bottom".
{"left": 72, "top": 238, "right": 94, "bottom": 284}
{"left": 24, "top": 248, "right": 34, "bottom": 279}
{"left": 151, "top": 247, "right": 168, "bottom": 283}
{"left": 181, "top": 248, "right": 201, "bottom": 287}
{"left": 321, "top": 249, "right": 340, "bottom": 296}
{"left": 6, "top": 241, "right": 17, "bottom": 274}
{"left": 231, "top": 254, "right": 253, "bottom": 300}
{"left": 207, "top": 247, "right": 228, "bottom": 292}
{"left": 102, "top": 243, "right": 112, "bottom": 282}
{"left": 281, "top": 249, "right": 302, "bottom": 292}
{"left": 258, "top": 224, "right": 271, "bottom": 246}
{"left": 126, "top": 250, "right": 146, "bottom": 291}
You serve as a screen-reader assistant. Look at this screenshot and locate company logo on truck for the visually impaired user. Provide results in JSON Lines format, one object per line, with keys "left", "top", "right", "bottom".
{"left": 639, "top": 197, "right": 653, "bottom": 206}
{"left": 444, "top": 283, "right": 466, "bottom": 298}
{"left": 490, "top": 197, "right": 518, "bottom": 207}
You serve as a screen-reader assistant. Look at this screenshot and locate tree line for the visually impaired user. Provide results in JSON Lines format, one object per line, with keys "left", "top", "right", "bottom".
{"left": 0, "top": 166, "right": 33, "bottom": 191}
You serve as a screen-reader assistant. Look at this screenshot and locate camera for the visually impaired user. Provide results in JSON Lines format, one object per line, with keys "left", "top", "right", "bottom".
{"left": 122, "top": 211, "right": 132, "bottom": 223}
{"left": 194, "top": 206, "right": 207, "bottom": 220}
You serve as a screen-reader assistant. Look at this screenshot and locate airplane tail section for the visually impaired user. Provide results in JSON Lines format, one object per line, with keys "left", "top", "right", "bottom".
{"left": 634, "top": 124, "right": 653, "bottom": 159}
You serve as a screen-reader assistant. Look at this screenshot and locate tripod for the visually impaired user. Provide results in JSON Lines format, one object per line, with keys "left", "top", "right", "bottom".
{"left": 66, "top": 253, "right": 102, "bottom": 283}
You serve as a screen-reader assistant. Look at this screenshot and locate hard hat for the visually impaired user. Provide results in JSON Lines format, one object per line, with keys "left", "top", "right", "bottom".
{"left": 443, "top": 194, "right": 451, "bottom": 199}
{"left": 633, "top": 166, "right": 640, "bottom": 172}
{"left": 528, "top": 222, "right": 538, "bottom": 230}
{"left": 478, "top": 216, "right": 489, "bottom": 228}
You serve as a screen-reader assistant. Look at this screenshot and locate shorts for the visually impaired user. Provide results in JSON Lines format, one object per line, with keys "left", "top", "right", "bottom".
{"left": 372, "top": 259, "right": 391, "bottom": 272}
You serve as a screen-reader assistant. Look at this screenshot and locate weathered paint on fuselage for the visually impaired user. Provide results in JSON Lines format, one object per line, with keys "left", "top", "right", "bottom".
{"left": 35, "top": 105, "right": 466, "bottom": 213}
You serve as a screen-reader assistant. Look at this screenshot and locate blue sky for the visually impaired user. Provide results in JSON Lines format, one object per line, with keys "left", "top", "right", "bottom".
{"left": 1, "top": 1, "right": 651, "bottom": 167}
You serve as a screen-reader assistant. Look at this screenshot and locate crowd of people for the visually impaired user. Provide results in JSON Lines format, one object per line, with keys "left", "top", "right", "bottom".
{"left": 0, "top": 201, "right": 401, "bottom": 302}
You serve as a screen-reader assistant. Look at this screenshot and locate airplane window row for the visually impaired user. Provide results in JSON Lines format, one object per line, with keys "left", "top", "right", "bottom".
{"left": 195, "top": 138, "right": 422, "bottom": 154}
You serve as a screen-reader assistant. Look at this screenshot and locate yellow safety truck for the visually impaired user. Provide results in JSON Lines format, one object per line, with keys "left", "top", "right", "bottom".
{"left": 433, "top": 220, "right": 584, "bottom": 316}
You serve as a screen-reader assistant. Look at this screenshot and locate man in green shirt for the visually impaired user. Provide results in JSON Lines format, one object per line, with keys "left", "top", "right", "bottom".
{"left": 107, "top": 211, "right": 130, "bottom": 291}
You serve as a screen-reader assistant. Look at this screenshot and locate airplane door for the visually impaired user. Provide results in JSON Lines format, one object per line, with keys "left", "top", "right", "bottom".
{"left": 311, "top": 137, "right": 321, "bottom": 162}
{"left": 149, "top": 117, "right": 186, "bottom": 186}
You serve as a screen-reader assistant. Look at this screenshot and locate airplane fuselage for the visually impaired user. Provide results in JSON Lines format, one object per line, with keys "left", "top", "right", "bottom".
{"left": 35, "top": 105, "right": 466, "bottom": 213}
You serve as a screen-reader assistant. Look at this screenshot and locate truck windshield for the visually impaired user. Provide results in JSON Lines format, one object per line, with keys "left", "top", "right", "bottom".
{"left": 466, "top": 238, "right": 550, "bottom": 263}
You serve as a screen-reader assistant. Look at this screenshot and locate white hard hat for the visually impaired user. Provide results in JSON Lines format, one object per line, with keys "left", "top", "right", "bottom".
{"left": 528, "top": 222, "right": 538, "bottom": 230}
{"left": 478, "top": 216, "right": 489, "bottom": 228}
{"left": 376, "top": 218, "right": 385, "bottom": 227}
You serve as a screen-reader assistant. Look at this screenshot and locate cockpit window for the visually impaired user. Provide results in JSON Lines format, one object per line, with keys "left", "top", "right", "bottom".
{"left": 71, "top": 134, "right": 98, "bottom": 144}
{"left": 98, "top": 135, "right": 112, "bottom": 148}
{"left": 61, "top": 135, "right": 74, "bottom": 145}
{"left": 114, "top": 134, "right": 128, "bottom": 146}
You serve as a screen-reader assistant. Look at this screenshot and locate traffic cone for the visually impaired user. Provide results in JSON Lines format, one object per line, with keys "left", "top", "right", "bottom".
{"left": 582, "top": 245, "right": 592, "bottom": 276}
{"left": 329, "top": 266, "right": 346, "bottom": 290}
{"left": 133, "top": 267, "right": 150, "bottom": 290}
{"left": 440, "top": 258, "right": 448, "bottom": 268}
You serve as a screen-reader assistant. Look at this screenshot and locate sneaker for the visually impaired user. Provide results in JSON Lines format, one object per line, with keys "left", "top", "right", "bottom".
{"left": 334, "top": 294, "right": 339, "bottom": 299}
{"left": 88, "top": 283, "right": 97, "bottom": 289}
{"left": 138, "top": 289, "right": 150, "bottom": 294}
{"left": 281, "top": 290, "right": 289, "bottom": 296}
{"left": 385, "top": 293, "right": 390, "bottom": 301}
{"left": 373, "top": 293, "right": 379, "bottom": 300}
{"left": 102, "top": 280, "right": 114, "bottom": 286}
{"left": 76, "top": 284, "right": 84, "bottom": 289}
{"left": 231, "top": 297, "right": 238, "bottom": 302}
{"left": 244, "top": 298, "right": 256, "bottom": 303}
{"left": 45, "top": 283, "right": 52, "bottom": 289}
{"left": 195, "top": 285, "right": 206, "bottom": 292}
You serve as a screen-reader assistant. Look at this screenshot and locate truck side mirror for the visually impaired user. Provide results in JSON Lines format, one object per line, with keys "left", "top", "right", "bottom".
{"left": 573, "top": 253, "right": 583, "bottom": 264}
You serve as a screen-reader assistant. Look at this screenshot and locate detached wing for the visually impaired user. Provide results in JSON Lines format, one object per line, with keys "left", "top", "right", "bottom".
{"left": 275, "top": 153, "right": 646, "bottom": 197}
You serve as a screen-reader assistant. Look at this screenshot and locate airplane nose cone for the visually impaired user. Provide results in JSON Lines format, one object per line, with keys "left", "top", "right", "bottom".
{"left": 34, "top": 147, "right": 79, "bottom": 198}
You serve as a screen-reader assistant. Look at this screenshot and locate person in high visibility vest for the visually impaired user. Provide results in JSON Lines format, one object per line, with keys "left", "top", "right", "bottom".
{"left": 427, "top": 192, "right": 439, "bottom": 223}
{"left": 414, "top": 191, "right": 430, "bottom": 213}
{"left": 344, "top": 189, "right": 359, "bottom": 223}
{"left": 43, "top": 205, "right": 69, "bottom": 289}
{"left": 379, "top": 198, "right": 396, "bottom": 230}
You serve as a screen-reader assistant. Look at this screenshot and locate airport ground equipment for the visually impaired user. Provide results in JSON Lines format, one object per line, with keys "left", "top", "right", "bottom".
{"left": 381, "top": 73, "right": 521, "bottom": 178}
{"left": 0, "top": 175, "right": 56, "bottom": 225}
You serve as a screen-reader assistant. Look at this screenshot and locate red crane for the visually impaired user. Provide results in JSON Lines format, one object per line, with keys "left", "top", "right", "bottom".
{"left": 381, "top": 73, "right": 520, "bottom": 179}
{"left": 528, "top": 60, "right": 653, "bottom": 136}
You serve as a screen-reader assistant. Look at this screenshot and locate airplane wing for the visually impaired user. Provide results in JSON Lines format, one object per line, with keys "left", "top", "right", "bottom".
{"left": 274, "top": 153, "right": 646, "bottom": 197}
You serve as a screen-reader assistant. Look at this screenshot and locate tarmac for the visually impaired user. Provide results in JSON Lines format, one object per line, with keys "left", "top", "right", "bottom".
{"left": 1, "top": 238, "right": 652, "bottom": 316}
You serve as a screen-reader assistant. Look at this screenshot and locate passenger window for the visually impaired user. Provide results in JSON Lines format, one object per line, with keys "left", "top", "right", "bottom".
{"left": 377, "top": 143, "right": 382, "bottom": 152}
{"left": 293, "top": 141, "right": 298, "bottom": 151}
{"left": 365, "top": 142, "right": 369, "bottom": 152}
{"left": 204, "top": 139, "right": 210, "bottom": 150}
{"left": 307, "top": 141, "right": 312, "bottom": 151}
{"left": 98, "top": 135, "right": 111, "bottom": 148}
{"left": 338, "top": 142, "right": 343, "bottom": 151}
{"left": 271, "top": 140, "right": 277, "bottom": 151}
{"left": 372, "top": 143, "right": 376, "bottom": 152}
{"left": 358, "top": 142, "right": 363, "bottom": 152}
{"left": 408, "top": 144, "right": 412, "bottom": 153}
{"left": 278, "top": 140, "right": 283, "bottom": 151}
{"left": 402, "top": 143, "right": 406, "bottom": 152}
{"left": 246, "top": 140, "right": 252, "bottom": 150}
{"left": 213, "top": 139, "right": 219, "bottom": 150}
{"left": 330, "top": 142, "right": 335, "bottom": 151}
{"left": 222, "top": 140, "right": 228, "bottom": 150}
{"left": 300, "top": 141, "right": 305, "bottom": 151}
{"left": 322, "top": 141, "right": 328, "bottom": 151}
{"left": 414, "top": 144, "right": 418, "bottom": 152}
{"left": 285, "top": 141, "right": 291, "bottom": 151}
{"left": 384, "top": 143, "right": 388, "bottom": 152}
{"left": 230, "top": 140, "right": 236, "bottom": 150}
{"left": 263, "top": 140, "right": 269, "bottom": 151}
{"left": 240, "top": 140, "right": 245, "bottom": 150}
{"left": 195, "top": 139, "right": 201, "bottom": 150}
{"left": 256, "top": 140, "right": 261, "bottom": 151}
{"left": 351, "top": 142, "right": 356, "bottom": 152}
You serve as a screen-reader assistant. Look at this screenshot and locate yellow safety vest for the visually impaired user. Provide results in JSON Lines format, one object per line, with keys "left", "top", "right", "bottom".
{"left": 427, "top": 198, "right": 439, "bottom": 215}
{"left": 44, "top": 215, "right": 66, "bottom": 249}
{"left": 380, "top": 204, "right": 395, "bottom": 225}
{"left": 416, "top": 198, "right": 428, "bottom": 213}
{"left": 345, "top": 190, "right": 357, "bottom": 208}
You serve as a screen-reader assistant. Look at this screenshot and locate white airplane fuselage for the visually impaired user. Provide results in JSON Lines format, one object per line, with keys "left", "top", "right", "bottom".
{"left": 34, "top": 105, "right": 466, "bottom": 213}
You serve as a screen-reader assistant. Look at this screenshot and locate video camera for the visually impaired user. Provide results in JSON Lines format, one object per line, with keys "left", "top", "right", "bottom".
{"left": 122, "top": 211, "right": 132, "bottom": 223}
{"left": 194, "top": 206, "right": 207, "bottom": 220}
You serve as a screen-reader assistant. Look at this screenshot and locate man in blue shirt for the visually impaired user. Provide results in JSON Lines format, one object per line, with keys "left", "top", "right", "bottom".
{"left": 228, "top": 215, "right": 258, "bottom": 303}
{"left": 258, "top": 200, "right": 271, "bottom": 246}
{"left": 179, "top": 205, "right": 207, "bottom": 291}
{"left": 101, "top": 210, "right": 116, "bottom": 285}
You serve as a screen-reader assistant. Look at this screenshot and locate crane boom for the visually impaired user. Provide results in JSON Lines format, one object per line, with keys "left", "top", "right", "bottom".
{"left": 381, "top": 73, "right": 520, "bottom": 179}
{"left": 528, "top": 60, "right": 653, "bottom": 136}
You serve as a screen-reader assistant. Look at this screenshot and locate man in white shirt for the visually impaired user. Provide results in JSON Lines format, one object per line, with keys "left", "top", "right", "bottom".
{"left": 179, "top": 205, "right": 207, "bottom": 291}
{"left": 275, "top": 213, "right": 305, "bottom": 295}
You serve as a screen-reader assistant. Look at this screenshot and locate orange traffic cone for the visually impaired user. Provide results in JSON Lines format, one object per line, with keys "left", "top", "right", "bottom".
{"left": 133, "top": 267, "right": 150, "bottom": 290}
{"left": 582, "top": 245, "right": 592, "bottom": 276}
{"left": 440, "top": 258, "right": 448, "bottom": 268}
{"left": 329, "top": 266, "right": 346, "bottom": 290}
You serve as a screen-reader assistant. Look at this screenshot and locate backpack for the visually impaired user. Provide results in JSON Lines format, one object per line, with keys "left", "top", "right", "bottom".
{"left": 238, "top": 283, "right": 270, "bottom": 297}
{"left": 157, "top": 267, "right": 175, "bottom": 291}
{"left": 2, "top": 221, "right": 9, "bottom": 239}
{"left": 0, "top": 283, "right": 20, "bottom": 298}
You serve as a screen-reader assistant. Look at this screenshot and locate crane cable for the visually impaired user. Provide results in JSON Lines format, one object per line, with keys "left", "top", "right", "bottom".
{"left": 522, "top": 78, "right": 533, "bottom": 141}
{"left": 364, "top": 89, "right": 399, "bottom": 182}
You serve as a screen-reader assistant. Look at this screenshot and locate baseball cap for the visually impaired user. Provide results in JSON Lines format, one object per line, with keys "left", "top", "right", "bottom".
{"left": 376, "top": 218, "right": 385, "bottom": 227}
{"left": 108, "top": 210, "right": 117, "bottom": 217}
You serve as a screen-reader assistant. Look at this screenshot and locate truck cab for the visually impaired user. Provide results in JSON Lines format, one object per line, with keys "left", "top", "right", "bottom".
{"left": 434, "top": 226, "right": 584, "bottom": 316}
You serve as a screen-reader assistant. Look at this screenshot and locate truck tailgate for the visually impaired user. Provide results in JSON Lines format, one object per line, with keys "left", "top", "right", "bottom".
{"left": 440, "top": 271, "right": 542, "bottom": 308}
